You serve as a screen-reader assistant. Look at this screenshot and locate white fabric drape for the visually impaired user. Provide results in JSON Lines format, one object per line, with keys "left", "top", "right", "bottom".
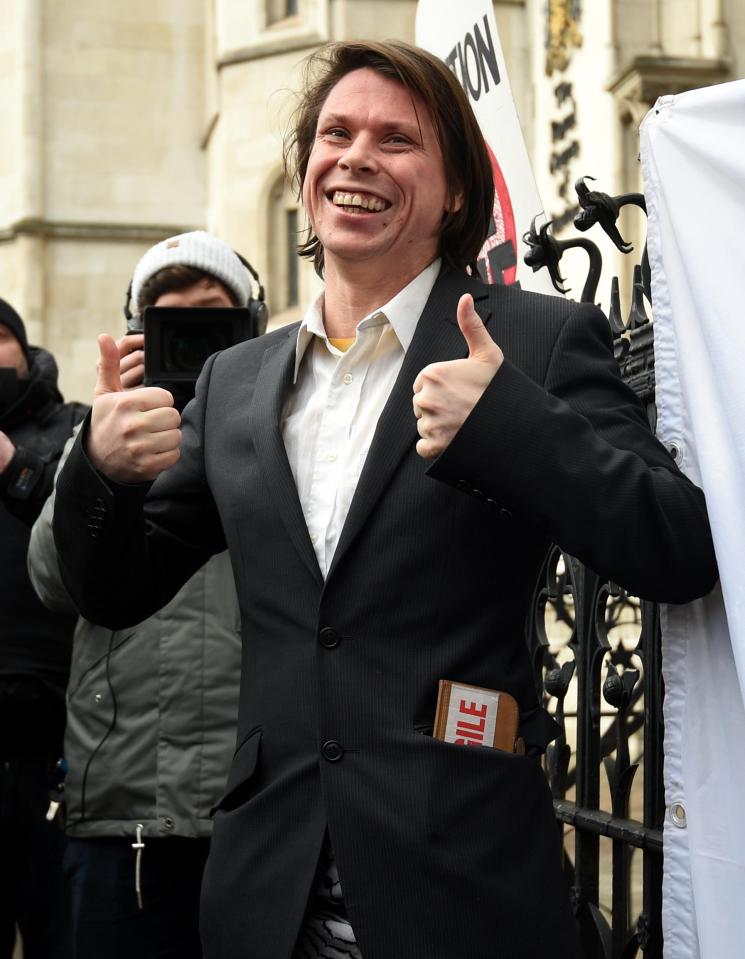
{"left": 641, "top": 78, "right": 745, "bottom": 959}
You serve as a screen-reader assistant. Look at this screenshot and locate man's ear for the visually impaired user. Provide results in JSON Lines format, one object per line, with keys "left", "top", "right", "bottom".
{"left": 447, "top": 186, "right": 464, "bottom": 214}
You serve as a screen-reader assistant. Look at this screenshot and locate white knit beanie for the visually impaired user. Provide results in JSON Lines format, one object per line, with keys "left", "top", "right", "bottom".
{"left": 131, "top": 231, "right": 252, "bottom": 311}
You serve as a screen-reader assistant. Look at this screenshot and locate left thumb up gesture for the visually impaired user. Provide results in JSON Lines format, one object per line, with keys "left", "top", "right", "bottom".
{"left": 413, "top": 293, "right": 503, "bottom": 460}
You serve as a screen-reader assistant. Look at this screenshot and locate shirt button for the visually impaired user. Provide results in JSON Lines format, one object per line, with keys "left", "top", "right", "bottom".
{"left": 310, "top": 533, "right": 318, "bottom": 544}
{"left": 319, "top": 627, "right": 341, "bottom": 649}
{"left": 342, "top": 372, "right": 353, "bottom": 385}
{"left": 327, "top": 453, "right": 337, "bottom": 463}
{"left": 94, "top": 693, "right": 103, "bottom": 703}
{"left": 322, "top": 740, "right": 344, "bottom": 762}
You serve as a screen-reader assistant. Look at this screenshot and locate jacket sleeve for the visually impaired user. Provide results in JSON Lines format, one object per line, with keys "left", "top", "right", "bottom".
{"left": 27, "top": 428, "right": 81, "bottom": 613}
{"left": 0, "top": 402, "right": 88, "bottom": 526}
{"left": 52, "top": 353, "right": 227, "bottom": 630}
{"left": 427, "top": 302, "right": 718, "bottom": 604}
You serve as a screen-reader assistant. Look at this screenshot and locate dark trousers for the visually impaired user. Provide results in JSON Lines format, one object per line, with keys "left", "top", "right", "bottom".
{"left": 63, "top": 835, "right": 210, "bottom": 959}
{"left": 0, "top": 755, "right": 72, "bottom": 959}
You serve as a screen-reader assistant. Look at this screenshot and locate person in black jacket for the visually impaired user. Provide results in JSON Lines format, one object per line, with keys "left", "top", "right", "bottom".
{"left": 50, "top": 41, "right": 717, "bottom": 959}
{"left": 0, "top": 297, "right": 87, "bottom": 959}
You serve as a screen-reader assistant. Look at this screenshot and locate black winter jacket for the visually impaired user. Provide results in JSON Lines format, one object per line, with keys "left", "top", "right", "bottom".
{"left": 0, "top": 347, "right": 88, "bottom": 755}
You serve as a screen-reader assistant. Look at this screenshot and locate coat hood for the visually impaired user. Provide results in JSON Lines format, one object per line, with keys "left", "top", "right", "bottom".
{"left": 0, "top": 346, "right": 65, "bottom": 431}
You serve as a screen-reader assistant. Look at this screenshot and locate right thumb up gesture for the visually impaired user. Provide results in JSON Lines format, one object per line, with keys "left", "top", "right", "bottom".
{"left": 88, "top": 334, "right": 182, "bottom": 483}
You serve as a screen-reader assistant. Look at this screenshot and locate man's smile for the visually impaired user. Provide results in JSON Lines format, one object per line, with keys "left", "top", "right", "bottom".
{"left": 329, "top": 190, "right": 391, "bottom": 213}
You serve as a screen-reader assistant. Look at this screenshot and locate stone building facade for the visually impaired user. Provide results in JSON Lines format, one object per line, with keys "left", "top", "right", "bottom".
{"left": 0, "top": 0, "right": 742, "bottom": 401}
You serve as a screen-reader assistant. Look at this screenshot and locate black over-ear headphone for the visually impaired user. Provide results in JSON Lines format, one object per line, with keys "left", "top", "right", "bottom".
{"left": 123, "top": 250, "right": 268, "bottom": 336}
{"left": 234, "top": 252, "right": 269, "bottom": 336}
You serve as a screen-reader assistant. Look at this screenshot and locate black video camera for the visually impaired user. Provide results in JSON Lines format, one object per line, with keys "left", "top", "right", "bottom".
{"left": 131, "top": 306, "right": 260, "bottom": 411}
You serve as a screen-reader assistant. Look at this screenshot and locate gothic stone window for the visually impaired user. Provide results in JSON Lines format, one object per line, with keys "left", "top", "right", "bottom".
{"left": 266, "top": 0, "right": 298, "bottom": 27}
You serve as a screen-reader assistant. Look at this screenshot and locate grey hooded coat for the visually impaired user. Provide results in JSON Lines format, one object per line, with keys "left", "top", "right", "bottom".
{"left": 28, "top": 431, "right": 242, "bottom": 838}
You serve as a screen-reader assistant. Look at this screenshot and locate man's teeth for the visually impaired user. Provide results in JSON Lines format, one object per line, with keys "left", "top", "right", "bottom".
{"left": 332, "top": 191, "right": 386, "bottom": 212}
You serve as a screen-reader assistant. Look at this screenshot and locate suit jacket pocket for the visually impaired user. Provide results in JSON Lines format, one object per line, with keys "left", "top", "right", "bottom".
{"left": 210, "top": 728, "right": 262, "bottom": 815}
{"left": 415, "top": 727, "right": 555, "bottom": 847}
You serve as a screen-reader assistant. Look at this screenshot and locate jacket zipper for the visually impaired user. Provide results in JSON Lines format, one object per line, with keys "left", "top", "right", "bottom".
{"left": 131, "top": 823, "right": 145, "bottom": 909}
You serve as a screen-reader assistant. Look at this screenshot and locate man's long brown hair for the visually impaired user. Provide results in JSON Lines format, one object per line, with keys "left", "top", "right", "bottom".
{"left": 284, "top": 40, "right": 494, "bottom": 278}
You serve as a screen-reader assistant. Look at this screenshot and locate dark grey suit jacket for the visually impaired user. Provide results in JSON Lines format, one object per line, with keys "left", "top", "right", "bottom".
{"left": 53, "top": 268, "right": 716, "bottom": 959}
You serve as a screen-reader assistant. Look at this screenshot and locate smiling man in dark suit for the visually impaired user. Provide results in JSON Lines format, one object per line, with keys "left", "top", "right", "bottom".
{"left": 52, "top": 40, "right": 716, "bottom": 959}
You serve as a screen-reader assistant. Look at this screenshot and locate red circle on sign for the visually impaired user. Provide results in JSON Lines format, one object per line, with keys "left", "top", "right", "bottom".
{"left": 478, "top": 143, "right": 517, "bottom": 286}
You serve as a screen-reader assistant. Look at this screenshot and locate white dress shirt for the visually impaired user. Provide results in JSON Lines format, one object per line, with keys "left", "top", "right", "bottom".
{"left": 281, "top": 258, "right": 441, "bottom": 577}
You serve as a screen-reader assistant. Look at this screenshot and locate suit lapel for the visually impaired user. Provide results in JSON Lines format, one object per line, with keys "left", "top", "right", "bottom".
{"left": 248, "top": 329, "right": 324, "bottom": 587}
{"left": 326, "top": 269, "right": 492, "bottom": 583}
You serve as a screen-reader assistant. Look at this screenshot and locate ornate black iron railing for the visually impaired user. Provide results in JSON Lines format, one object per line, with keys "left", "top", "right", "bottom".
{"left": 524, "top": 180, "right": 664, "bottom": 959}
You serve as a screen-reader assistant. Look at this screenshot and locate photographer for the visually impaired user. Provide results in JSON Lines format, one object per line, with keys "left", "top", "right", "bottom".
{"left": 28, "top": 232, "right": 261, "bottom": 959}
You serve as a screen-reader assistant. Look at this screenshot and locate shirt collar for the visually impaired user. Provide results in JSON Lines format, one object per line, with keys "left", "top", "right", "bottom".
{"left": 292, "top": 258, "right": 441, "bottom": 382}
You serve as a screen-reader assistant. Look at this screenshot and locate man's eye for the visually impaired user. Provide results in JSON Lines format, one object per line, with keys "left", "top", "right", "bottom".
{"left": 385, "top": 134, "right": 411, "bottom": 146}
{"left": 326, "top": 128, "right": 348, "bottom": 139}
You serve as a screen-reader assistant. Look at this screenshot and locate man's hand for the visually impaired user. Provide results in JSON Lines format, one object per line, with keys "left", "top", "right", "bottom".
{"left": 0, "top": 431, "right": 15, "bottom": 475}
{"left": 118, "top": 332, "right": 145, "bottom": 389}
{"left": 413, "top": 293, "right": 503, "bottom": 460}
{"left": 88, "top": 334, "right": 181, "bottom": 483}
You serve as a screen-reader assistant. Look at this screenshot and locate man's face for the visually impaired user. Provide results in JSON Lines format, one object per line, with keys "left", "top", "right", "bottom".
{"left": 0, "top": 324, "right": 28, "bottom": 378}
{"left": 120, "top": 278, "right": 234, "bottom": 393}
{"left": 302, "top": 68, "right": 457, "bottom": 283}
{"left": 153, "top": 277, "right": 234, "bottom": 310}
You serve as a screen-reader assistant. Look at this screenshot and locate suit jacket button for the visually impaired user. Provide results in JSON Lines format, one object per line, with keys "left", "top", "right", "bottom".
{"left": 319, "top": 627, "right": 340, "bottom": 649}
{"left": 322, "top": 740, "right": 344, "bottom": 762}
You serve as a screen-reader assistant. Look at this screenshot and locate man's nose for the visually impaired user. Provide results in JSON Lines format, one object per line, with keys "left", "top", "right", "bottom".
{"left": 338, "top": 135, "right": 377, "bottom": 173}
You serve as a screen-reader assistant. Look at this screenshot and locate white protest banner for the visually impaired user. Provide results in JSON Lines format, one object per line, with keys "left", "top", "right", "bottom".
{"left": 641, "top": 78, "right": 745, "bottom": 959}
{"left": 416, "top": 0, "right": 555, "bottom": 293}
